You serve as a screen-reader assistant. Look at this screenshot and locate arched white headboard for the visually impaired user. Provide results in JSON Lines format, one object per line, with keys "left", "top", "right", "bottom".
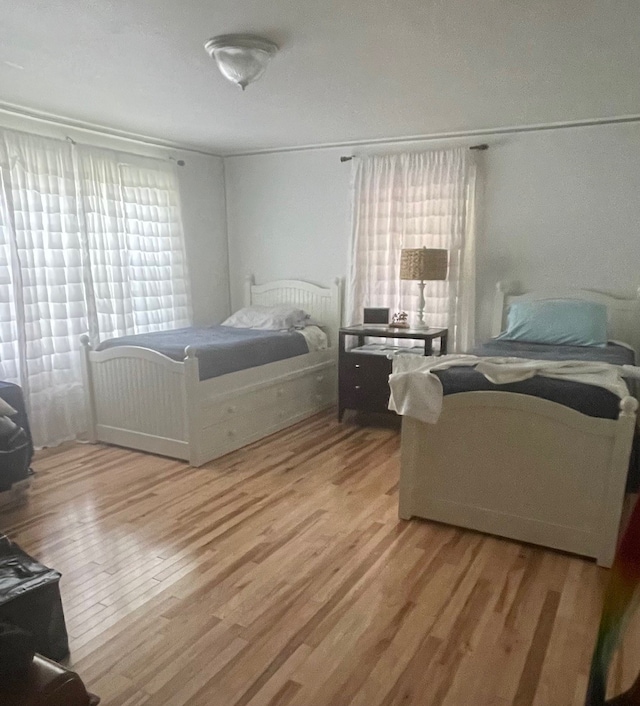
{"left": 244, "top": 275, "right": 343, "bottom": 347}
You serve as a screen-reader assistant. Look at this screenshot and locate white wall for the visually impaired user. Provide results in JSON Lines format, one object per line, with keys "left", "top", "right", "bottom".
{"left": 225, "top": 148, "right": 351, "bottom": 308}
{"left": 225, "top": 121, "right": 640, "bottom": 343}
{"left": 0, "top": 113, "right": 230, "bottom": 326}
{"left": 175, "top": 152, "right": 230, "bottom": 324}
{"left": 478, "top": 122, "right": 640, "bottom": 339}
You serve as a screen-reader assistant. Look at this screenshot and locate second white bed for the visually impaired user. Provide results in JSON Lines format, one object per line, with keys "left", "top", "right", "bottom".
{"left": 396, "top": 284, "right": 640, "bottom": 567}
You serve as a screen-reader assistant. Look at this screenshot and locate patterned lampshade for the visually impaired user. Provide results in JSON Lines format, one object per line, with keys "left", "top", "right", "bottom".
{"left": 400, "top": 248, "right": 448, "bottom": 281}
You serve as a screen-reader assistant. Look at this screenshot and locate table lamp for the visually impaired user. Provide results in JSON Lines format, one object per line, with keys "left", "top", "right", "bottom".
{"left": 399, "top": 247, "right": 448, "bottom": 328}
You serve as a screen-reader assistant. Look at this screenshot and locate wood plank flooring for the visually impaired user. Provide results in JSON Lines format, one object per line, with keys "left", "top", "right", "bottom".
{"left": 2, "top": 410, "right": 639, "bottom": 705}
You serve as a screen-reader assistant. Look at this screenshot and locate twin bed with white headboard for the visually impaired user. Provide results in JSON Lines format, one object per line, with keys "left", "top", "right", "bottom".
{"left": 398, "top": 283, "right": 640, "bottom": 567}
{"left": 80, "top": 276, "right": 341, "bottom": 467}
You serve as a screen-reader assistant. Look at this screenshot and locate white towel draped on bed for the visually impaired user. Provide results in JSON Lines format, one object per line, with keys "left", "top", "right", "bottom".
{"left": 388, "top": 354, "right": 636, "bottom": 424}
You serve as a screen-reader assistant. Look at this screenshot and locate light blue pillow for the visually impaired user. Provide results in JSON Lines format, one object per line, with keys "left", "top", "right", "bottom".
{"left": 497, "top": 299, "right": 608, "bottom": 347}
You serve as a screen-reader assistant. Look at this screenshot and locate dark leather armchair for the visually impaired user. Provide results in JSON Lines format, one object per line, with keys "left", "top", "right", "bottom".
{"left": 0, "top": 654, "right": 99, "bottom": 706}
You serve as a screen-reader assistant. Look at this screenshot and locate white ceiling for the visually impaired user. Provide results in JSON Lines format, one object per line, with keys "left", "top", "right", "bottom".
{"left": 1, "top": 0, "right": 639, "bottom": 155}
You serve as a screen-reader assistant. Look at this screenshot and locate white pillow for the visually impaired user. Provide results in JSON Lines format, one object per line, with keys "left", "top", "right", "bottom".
{"left": 293, "top": 316, "right": 323, "bottom": 330}
{"left": 221, "top": 305, "right": 308, "bottom": 330}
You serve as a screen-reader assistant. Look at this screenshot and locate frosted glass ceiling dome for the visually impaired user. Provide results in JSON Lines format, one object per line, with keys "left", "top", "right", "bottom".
{"left": 204, "top": 34, "right": 278, "bottom": 90}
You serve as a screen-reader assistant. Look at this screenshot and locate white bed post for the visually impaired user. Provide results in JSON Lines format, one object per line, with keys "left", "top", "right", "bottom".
{"left": 184, "top": 346, "right": 204, "bottom": 467}
{"left": 597, "top": 395, "right": 639, "bottom": 567}
{"left": 80, "top": 335, "right": 97, "bottom": 442}
{"left": 491, "top": 282, "right": 507, "bottom": 337}
{"left": 328, "top": 277, "right": 343, "bottom": 349}
{"left": 245, "top": 274, "right": 256, "bottom": 307}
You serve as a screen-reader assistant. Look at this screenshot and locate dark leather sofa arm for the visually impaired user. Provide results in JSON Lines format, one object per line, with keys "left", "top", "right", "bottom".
{"left": 0, "top": 654, "right": 99, "bottom": 706}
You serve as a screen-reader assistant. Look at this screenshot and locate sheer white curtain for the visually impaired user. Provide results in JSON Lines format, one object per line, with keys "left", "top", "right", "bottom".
{"left": 0, "top": 132, "right": 87, "bottom": 448}
{"left": 76, "top": 148, "right": 190, "bottom": 341}
{"left": 346, "top": 149, "right": 477, "bottom": 351}
{"left": 0, "top": 129, "right": 190, "bottom": 448}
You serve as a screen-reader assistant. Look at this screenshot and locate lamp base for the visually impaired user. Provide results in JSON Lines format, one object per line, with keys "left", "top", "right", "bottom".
{"left": 415, "top": 281, "right": 428, "bottom": 330}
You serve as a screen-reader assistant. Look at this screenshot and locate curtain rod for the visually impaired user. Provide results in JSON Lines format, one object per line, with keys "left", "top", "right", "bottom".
{"left": 340, "top": 143, "right": 488, "bottom": 162}
{"left": 0, "top": 103, "right": 218, "bottom": 160}
{"left": 61, "top": 134, "right": 186, "bottom": 166}
{"left": 1, "top": 118, "right": 190, "bottom": 168}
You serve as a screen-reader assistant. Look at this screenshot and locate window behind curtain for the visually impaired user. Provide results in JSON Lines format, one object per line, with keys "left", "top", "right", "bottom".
{"left": 0, "top": 128, "right": 191, "bottom": 448}
{"left": 346, "top": 149, "right": 477, "bottom": 351}
{"left": 78, "top": 148, "right": 190, "bottom": 340}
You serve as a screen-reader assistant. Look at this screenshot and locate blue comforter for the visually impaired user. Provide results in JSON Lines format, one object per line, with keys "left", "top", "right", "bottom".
{"left": 96, "top": 326, "right": 310, "bottom": 381}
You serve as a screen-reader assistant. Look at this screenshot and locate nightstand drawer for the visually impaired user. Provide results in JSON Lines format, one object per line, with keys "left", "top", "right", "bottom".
{"left": 340, "top": 352, "right": 392, "bottom": 380}
{"left": 340, "top": 383, "right": 391, "bottom": 413}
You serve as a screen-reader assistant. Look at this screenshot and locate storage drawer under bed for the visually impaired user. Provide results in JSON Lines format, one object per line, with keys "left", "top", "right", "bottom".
{"left": 197, "top": 364, "right": 336, "bottom": 459}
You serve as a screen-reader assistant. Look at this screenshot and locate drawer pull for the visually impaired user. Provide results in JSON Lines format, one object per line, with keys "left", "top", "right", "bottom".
{"left": 316, "top": 375, "right": 324, "bottom": 382}
{"left": 354, "top": 364, "right": 360, "bottom": 369}
{"left": 355, "top": 385, "right": 361, "bottom": 390}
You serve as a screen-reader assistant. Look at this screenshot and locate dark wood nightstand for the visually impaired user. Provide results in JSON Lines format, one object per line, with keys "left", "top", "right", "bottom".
{"left": 338, "top": 325, "right": 448, "bottom": 421}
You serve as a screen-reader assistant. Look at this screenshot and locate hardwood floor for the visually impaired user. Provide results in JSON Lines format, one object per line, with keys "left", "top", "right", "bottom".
{"left": 2, "top": 410, "right": 639, "bottom": 705}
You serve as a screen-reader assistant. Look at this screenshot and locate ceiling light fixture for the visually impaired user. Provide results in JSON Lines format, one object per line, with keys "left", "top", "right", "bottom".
{"left": 204, "top": 34, "right": 278, "bottom": 90}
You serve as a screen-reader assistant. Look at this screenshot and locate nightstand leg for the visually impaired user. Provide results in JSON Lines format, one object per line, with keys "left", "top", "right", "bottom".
{"left": 441, "top": 332, "right": 448, "bottom": 355}
{"left": 338, "top": 406, "right": 346, "bottom": 422}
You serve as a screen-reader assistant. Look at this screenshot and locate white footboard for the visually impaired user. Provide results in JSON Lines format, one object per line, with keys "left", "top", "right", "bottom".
{"left": 399, "top": 391, "right": 638, "bottom": 567}
{"left": 80, "top": 336, "right": 196, "bottom": 461}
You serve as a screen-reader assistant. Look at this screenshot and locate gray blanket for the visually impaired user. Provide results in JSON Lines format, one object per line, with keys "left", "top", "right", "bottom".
{"left": 472, "top": 339, "right": 634, "bottom": 366}
{"left": 433, "top": 340, "right": 634, "bottom": 420}
{"left": 96, "top": 326, "right": 310, "bottom": 380}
